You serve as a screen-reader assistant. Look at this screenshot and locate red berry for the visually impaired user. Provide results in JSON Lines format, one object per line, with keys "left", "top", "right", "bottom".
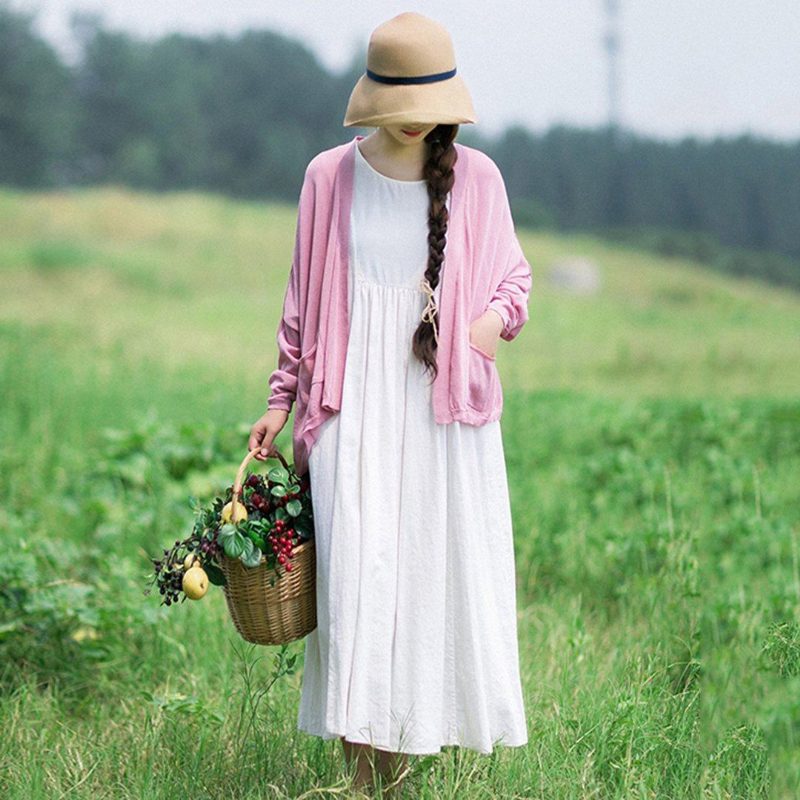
{"left": 278, "top": 555, "right": 286, "bottom": 565}
{"left": 285, "top": 563, "right": 293, "bottom": 572}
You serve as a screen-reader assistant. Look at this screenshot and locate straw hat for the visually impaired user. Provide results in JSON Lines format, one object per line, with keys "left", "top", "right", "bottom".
{"left": 343, "top": 12, "right": 477, "bottom": 128}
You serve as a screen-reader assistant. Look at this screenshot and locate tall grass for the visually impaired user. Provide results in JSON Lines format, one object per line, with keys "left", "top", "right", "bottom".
{"left": 0, "top": 187, "right": 798, "bottom": 797}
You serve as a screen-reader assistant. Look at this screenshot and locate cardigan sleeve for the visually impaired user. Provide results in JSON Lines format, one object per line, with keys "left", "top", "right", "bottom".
{"left": 266, "top": 173, "right": 312, "bottom": 412}
{"left": 266, "top": 251, "right": 301, "bottom": 411}
{"left": 485, "top": 170, "right": 532, "bottom": 342}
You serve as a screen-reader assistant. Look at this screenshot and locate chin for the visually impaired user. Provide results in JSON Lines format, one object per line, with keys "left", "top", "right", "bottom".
{"left": 385, "top": 124, "right": 436, "bottom": 143}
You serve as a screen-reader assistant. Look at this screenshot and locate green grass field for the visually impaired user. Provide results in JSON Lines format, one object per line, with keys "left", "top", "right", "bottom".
{"left": 0, "top": 186, "right": 798, "bottom": 799}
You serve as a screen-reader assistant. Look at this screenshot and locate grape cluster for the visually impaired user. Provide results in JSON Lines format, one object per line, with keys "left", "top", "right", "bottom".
{"left": 250, "top": 493, "right": 269, "bottom": 513}
{"left": 199, "top": 537, "right": 220, "bottom": 559}
{"left": 149, "top": 540, "right": 188, "bottom": 606}
{"left": 159, "top": 568, "right": 185, "bottom": 605}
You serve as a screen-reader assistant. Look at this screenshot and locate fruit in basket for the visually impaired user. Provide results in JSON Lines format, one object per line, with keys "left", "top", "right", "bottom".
{"left": 221, "top": 499, "right": 248, "bottom": 524}
{"left": 182, "top": 564, "right": 209, "bottom": 600}
{"left": 145, "top": 446, "right": 316, "bottom": 616}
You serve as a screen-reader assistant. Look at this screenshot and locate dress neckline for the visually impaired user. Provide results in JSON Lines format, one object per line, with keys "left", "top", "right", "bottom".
{"left": 355, "top": 141, "right": 427, "bottom": 186}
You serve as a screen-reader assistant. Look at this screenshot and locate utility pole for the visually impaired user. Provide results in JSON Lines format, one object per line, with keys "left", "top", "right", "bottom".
{"left": 603, "top": 0, "right": 626, "bottom": 226}
{"left": 603, "top": 0, "right": 622, "bottom": 139}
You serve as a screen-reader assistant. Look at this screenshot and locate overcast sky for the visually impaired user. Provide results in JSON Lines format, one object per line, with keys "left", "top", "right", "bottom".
{"left": 12, "top": 0, "right": 800, "bottom": 142}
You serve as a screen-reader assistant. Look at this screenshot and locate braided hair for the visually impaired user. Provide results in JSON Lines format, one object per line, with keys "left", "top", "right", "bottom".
{"left": 411, "top": 123, "right": 459, "bottom": 380}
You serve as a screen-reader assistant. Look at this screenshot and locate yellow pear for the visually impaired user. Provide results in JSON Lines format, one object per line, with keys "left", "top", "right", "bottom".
{"left": 182, "top": 565, "right": 209, "bottom": 600}
{"left": 221, "top": 500, "right": 248, "bottom": 524}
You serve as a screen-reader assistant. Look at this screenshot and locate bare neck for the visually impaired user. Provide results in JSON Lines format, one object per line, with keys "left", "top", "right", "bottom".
{"left": 358, "top": 130, "right": 427, "bottom": 182}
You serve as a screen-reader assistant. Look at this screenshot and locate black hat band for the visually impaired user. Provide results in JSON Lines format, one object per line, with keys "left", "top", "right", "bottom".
{"left": 366, "top": 67, "right": 457, "bottom": 85}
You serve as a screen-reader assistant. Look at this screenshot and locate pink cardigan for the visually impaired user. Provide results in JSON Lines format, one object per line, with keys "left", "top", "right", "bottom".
{"left": 267, "top": 134, "right": 532, "bottom": 477}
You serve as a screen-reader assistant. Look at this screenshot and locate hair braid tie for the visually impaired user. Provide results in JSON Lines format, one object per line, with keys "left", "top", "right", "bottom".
{"left": 419, "top": 277, "right": 440, "bottom": 346}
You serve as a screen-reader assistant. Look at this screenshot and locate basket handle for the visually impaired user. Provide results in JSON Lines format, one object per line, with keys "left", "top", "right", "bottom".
{"left": 231, "top": 446, "right": 292, "bottom": 517}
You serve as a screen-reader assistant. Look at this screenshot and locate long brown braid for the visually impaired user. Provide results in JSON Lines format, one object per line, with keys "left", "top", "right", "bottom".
{"left": 411, "top": 123, "right": 459, "bottom": 380}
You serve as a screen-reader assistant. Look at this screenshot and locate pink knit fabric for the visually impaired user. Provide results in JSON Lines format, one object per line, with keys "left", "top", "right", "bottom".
{"left": 267, "top": 134, "right": 532, "bottom": 476}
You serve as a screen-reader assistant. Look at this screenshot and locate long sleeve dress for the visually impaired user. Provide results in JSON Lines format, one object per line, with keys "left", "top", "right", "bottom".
{"left": 296, "top": 140, "right": 528, "bottom": 756}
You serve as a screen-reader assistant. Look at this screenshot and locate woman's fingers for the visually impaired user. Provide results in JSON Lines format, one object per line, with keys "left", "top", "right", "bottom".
{"left": 248, "top": 425, "right": 265, "bottom": 453}
{"left": 249, "top": 422, "right": 270, "bottom": 460}
{"left": 249, "top": 409, "right": 289, "bottom": 461}
{"left": 249, "top": 427, "right": 278, "bottom": 461}
{"left": 260, "top": 436, "right": 276, "bottom": 459}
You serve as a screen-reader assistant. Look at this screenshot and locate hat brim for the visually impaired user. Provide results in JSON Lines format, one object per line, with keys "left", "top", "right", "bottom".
{"left": 343, "top": 72, "right": 477, "bottom": 127}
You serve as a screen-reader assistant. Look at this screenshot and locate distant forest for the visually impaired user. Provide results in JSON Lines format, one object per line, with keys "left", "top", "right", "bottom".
{"left": 2, "top": 6, "right": 799, "bottom": 288}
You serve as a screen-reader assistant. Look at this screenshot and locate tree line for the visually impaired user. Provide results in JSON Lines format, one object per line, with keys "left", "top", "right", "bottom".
{"left": 2, "top": 6, "right": 798, "bottom": 287}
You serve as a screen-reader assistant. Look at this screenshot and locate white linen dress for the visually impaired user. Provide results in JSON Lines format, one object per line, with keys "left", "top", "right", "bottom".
{"left": 296, "top": 141, "right": 528, "bottom": 755}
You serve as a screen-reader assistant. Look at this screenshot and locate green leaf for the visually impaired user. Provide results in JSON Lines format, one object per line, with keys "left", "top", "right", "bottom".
{"left": 205, "top": 562, "right": 226, "bottom": 586}
{"left": 270, "top": 485, "right": 287, "bottom": 498}
{"left": 218, "top": 523, "right": 237, "bottom": 542}
{"left": 223, "top": 531, "right": 246, "bottom": 558}
{"left": 286, "top": 499, "right": 302, "bottom": 517}
{"left": 267, "top": 465, "right": 290, "bottom": 486}
{"left": 241, "top": 545, "right": 263, "bottom": 568}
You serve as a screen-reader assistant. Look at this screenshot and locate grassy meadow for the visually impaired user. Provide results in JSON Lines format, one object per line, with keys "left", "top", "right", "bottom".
{"left": 0, "top": 185, "right": 799, "bottom": 799}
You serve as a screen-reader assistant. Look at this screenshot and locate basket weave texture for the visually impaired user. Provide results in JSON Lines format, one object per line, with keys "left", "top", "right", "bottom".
{"left": 218, "top": 446, "right": 317, "bottom": 645}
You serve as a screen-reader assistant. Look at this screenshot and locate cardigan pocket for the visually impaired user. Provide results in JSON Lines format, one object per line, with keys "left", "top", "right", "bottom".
{"left": 466, "top": 339, "right": 501, "bottom": 413}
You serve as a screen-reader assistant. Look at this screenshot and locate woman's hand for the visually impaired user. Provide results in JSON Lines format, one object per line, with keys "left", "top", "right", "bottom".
{"left": 468, "top": 308, "right": 504, "bottom": 358}
{"left": 249, "top": 409, "right": 290, "bottom": 462}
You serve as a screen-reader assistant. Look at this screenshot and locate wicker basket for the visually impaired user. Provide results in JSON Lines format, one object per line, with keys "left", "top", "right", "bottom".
{"left": 218, "top": 445, "right": 317, "bottom": 646}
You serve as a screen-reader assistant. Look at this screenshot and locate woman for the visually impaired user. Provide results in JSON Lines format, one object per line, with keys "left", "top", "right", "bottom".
{"left": 249, "top": 12, "right": 531, "bottom": 794}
